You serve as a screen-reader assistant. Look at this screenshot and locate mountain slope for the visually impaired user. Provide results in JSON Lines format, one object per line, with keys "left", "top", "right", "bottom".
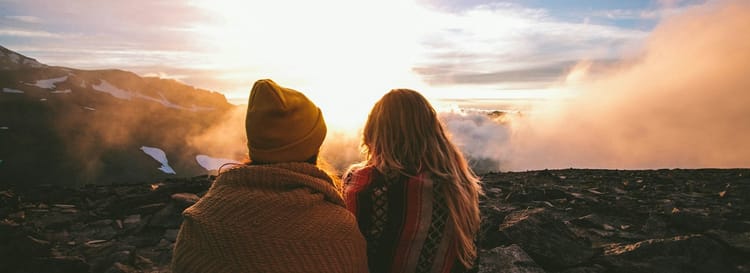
{"left": 0, "top": 46, "right": 238, "bottom": 186}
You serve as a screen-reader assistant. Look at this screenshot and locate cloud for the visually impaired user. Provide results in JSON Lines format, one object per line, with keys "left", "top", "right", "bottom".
{"left": 0, "top": 0, "right": 213, "bottom": 68}
{"left": 591, "top": 9, "right": 661, "bottom": 20}
{"left": 588, "top": 1, "right": 706, "bottom": 21}
{"left": 440, "top": 109, "right": 511, "bottom": 172}
{"left": 5, "top": 15, "right": 41, "bottom": 23}
{"left": 0, "top": 28, "right": 63, "bottom": 38}
{"left": 414, "top": 59, "right": 621, "bottom": 87}
{"left": 413, "top": 3, "right": 648, "bottom": 92}
{"left": 505, "top": 0, "right": 750, "bottom": 169}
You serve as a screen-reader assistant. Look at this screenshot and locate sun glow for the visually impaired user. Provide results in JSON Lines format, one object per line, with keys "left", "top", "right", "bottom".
{"left": 188, "top": 0, "right": 433, "bottom": 130}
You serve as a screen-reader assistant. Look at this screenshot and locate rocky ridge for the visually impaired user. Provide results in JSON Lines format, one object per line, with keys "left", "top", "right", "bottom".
{"left": 1, "top": 168, "right": 749, "bottom": 273}
{"left": 0, "top": 45, "right": 236, "bottom": 185}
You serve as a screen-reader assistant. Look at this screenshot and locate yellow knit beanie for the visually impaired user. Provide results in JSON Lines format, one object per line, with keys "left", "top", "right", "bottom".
{"left": 245, "top": 79, "right": 327, "bottom": 163}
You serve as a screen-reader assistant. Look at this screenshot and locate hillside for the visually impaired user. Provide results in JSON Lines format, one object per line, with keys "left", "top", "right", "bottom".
{"left": 0, "top": 46, "right": 237, "bottom": 186}
{"left": 1, "top": 168, "right": 748, "bottom": 273}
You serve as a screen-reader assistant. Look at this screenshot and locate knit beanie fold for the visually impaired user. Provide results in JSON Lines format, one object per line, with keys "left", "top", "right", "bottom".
{"left": 245, "top": 79, "right": 327, "bottom": 163}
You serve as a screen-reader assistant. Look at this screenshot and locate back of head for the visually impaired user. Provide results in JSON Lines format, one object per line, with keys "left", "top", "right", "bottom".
{"left": 362, "top": 88, "right": 482, "bottom": 269}
{"left": 245, "top": 79, "right": 327, "bottom": 164}
{"left": 363, "top": 89, "right": 447, "bottom": 176}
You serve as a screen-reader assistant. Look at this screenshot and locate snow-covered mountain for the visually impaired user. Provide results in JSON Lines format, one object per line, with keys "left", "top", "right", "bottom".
{"left": 0, "top": 45, "right": 240, "bottom": 185}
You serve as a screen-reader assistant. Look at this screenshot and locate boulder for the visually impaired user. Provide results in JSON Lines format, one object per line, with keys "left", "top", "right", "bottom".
{"left": 706, "top": 230, "right": 750, "bottom": 255}
{"left": 29, "top": 255, "right": 90, "bottom": 273}
{"left": 148, "top": 202, "right": 184, "bottom": 228}
{"left": 500, "top": 208, "right": 596, "bottom": 269}
{"left": 601, "top": 234, "right": 735, "bottom": 273}
{"left": 171, "top": 193, "right": 200, "bottom": 206}
{"left": 479, "top": 244, "right": 546, "bottom": 273}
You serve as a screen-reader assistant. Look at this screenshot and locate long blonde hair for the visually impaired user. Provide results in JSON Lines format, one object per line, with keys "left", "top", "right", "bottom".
{"left": 362, "top": 89, "right": 482, "bottom": 268}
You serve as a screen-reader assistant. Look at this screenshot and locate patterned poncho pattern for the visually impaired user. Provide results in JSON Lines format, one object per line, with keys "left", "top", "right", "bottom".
{"left": 344, "top": 166, "right": 476, "bottom": 273}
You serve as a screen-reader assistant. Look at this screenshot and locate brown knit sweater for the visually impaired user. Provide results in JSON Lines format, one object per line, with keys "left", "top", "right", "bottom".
{"left": 171, "top": 163, "right": 369, "bottom": 273}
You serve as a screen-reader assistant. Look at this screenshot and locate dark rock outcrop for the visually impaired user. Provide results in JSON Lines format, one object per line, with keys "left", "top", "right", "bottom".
{"left": 0, "top": 176, "right": 212, "bottom": 273}
{"left": 1, "top": 168, "right": 749, "bottom": 272}
{"left": 479, "top": 168, "right": 750, "bottom": 273}
{"left": 479, "top": 245, "right": 546, "bottom": 273}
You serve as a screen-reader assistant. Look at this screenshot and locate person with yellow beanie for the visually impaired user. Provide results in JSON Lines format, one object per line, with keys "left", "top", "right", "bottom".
{"left": 171, "top": 79, "right": 369, "bottom": 273}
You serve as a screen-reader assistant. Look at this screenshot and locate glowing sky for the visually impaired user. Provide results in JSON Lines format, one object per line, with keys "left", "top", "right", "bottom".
{"left": 0, "top": 0, "right": 706, "bottom": 106}
{"left": 3, "top": 0, "right": 747, "bottom": 170}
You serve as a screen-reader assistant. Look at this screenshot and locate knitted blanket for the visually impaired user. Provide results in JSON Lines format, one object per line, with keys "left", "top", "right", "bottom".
{"left": 172, "top": 163, "right": 369, "bottom": 273}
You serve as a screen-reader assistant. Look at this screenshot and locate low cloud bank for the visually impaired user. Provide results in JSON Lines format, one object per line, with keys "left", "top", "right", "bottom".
{"left": 507, "top": 0, "right": 750, "bottom": 169}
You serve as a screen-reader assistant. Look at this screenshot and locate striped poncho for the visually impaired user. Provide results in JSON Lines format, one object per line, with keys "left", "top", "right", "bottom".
{"left": 344, "top": 166, "right": 477, "bottom": 273}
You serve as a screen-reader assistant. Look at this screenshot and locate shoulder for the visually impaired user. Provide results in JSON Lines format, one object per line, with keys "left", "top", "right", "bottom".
{"left": 343, "top": 164, "right": 372, "bottom": 183}
{"left": 342, "top": 165, "right": 377, "bottom": 192}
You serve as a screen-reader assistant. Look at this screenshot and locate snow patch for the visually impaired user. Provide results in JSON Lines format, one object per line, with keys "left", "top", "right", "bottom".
{"left": 51, "top": 89, "right": 72, "bottom": 94}
{"left": 92, "top": 80, "right": 132, "bottom": 100}
{"left": 135, "top": 92, "right": 214, "bottom": 112}
{"left": 0, "top": 126, "right": 8, "bottom": 130}
{"left": 136, "top": 92, "right": 181, "bottom": 109}
{"left": 28, "top": 76, "right": 68, "bottom": 89}
{"left": 88, "top": 79, "right": 213, "bottom": 112}
{"left": 83, "top": 106, "right": 96, "bottom": 111}
{"left": 140, "top": 146, "right": 176, "bottom": 174}
{"left": 196, "top": 155, "right": 241, "bottom": 171}
{"left": 23, "top": 59, "right": 43, "bottom": 68}
{"left": 40, "top": 98, "right": 47, "bottom": 101}
{"left": 2, "top": 88, "right": 24, "bottom": 94}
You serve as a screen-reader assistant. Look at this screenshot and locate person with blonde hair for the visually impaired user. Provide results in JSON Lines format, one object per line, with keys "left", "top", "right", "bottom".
{"left": 344, "top": 89, "right": 482, "bottom": 273}
{"left": 172, "top": 79, "right": 368, "bottom": 273}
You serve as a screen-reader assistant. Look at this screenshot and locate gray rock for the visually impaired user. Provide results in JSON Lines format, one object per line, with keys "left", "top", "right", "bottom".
{"left": 706, "top": 230, "right": 750, "bottom": 254}
{"left": 601, "top": 234, "right": 735, "bottom": 273}
{"left": 89, "top": 219, "right": 114, "bottom": 227}
{"left": 641, "top": 215, "right": 668, "bottom": 237}
{"left": 83, "top": 240, "right": 118, "bottom": 273}
{"left": 81, "top": 224, "right": 118, "bottom": 241}
{"left": 0, "top": 219, "right": 21, "bottom": 242}
{"left": 29, "top": 211, "right": 78, "bottom": 229}
{"left": 148, "top": 202, "right": 184, "bottom": 228}
{"left": 122, "top": 232, "right": 162, "bottom": 248}
{"left": 135, "top": 202, "right": 167, "bottom": 215}
{"left": 123, "top": 214, "right": 142, "bottom": 230}
{"left": 135, "top": 254, "right": 155, "bottom": 269}
{"left": 171, "top": 192, "right": 200, "bottom": 206}
{"left": 669, "top": 209, "right": 717, "bottom": 232}
{"left": 571, "top": 214, "right": 620, "bottom": 231}
{"left": 155, "top": 238, "right": 174, "bottom": 250}
{"left": 14, "top": 235, "right": 51, "bottom": 257}
{"left": 30, "top": 256, "right": 90, "bottom": 273}
{"left": 479, "top": 244, "right": 546, "bottom": 273}
{"left": 43, "top": 229, "right": 70, "bottom": 242}
{"left": 108, "top": 250, "right": 134, "bottom": 265}
{"left": 52, "top": 203, "right": 76, "bottom": 209}
{"left": 500, "top": 208, "right": 595, "bottom": 269}
{"left": 104, "top": 262, "right": 138, "bottom": 273}
{"left": 164, "top": 229, "right": 180, "bottom": 242}
{"left": 559, "top": 264, "right": 607, "bottom": 273}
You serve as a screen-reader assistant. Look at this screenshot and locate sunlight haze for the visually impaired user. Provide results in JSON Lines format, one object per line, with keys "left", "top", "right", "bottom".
{"left": 3, "top": 0, "right": 747, "bottom": 170}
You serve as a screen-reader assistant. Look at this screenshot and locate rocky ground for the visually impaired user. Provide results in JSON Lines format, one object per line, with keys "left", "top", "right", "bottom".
{"left": 1, "top": 169, "right": 749, "bottom": 273}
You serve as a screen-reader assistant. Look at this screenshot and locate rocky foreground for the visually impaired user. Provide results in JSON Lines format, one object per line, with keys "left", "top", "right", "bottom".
{"left": 1, "top": 169, "right": 749, "bottom": 273}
